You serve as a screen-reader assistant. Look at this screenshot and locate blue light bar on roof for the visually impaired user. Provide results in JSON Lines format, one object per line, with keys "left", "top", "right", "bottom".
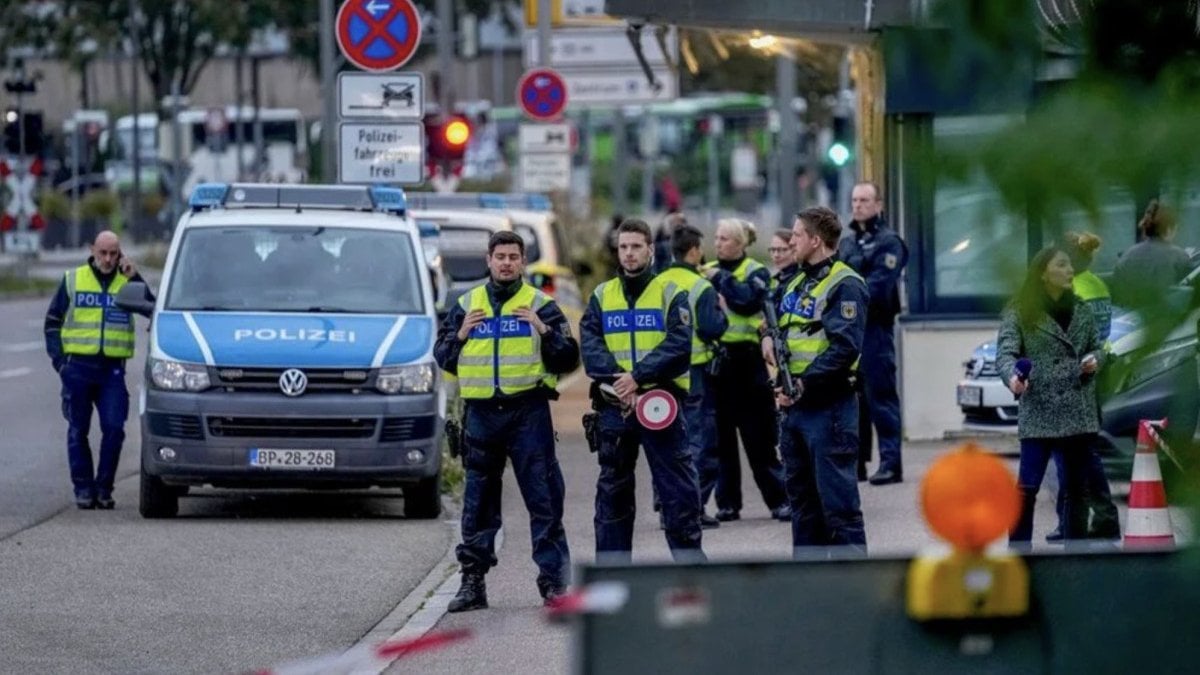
{"left": 478, "top": 193, "right": 507, "bottom": 209}
{"left": 369, "top": 185, "right": 408, "bottom": 215}
{"left": 189, "top": 183, "right": 229, "bottom": 210}
{"left": 480, "top": 192, "right": 552, "bottom": 211}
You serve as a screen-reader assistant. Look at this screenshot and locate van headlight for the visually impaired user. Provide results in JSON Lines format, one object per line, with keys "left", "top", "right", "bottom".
{"left": 377, "top": 363, "right": 434, "bottom": 394}
{"left": 150, "top": 358, "right": 211, "bottom": 391}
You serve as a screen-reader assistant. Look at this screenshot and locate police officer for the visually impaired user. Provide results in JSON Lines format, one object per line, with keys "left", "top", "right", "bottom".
{"left": 839, "top": 182, "right": 908, "bottom": 486}
{"left": 704, "top": 219, "right": 789, "bottom": 522}
{"left": 657, "top": 223, "right": 729, "bottom": 527}
{"left": 434, "top": 231, "right": 579, "bottom": 612}
{"left": 44, "top": 230, "right": 153, "bottom": 509}
{"left": 581, "top": 218, "right": 706, "bottom": 564}
{"left": 772, "top": 207, "right": 869, "bottom": 557}
{"left": 768, "top": 228, "right": 801, "bottom": 307}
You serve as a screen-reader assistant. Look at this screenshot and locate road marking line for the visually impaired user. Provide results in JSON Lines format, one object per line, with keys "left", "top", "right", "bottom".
{"left": 0, "top": 367, "right": 33, "bottom": 379}
{"left": 0, "top": 341, "right": 42, "bottom": 353}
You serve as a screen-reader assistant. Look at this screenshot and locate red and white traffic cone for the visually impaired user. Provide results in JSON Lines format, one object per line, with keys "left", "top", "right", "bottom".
{"left": 1124, "top": 419, "right": 1175, "bottom": 549}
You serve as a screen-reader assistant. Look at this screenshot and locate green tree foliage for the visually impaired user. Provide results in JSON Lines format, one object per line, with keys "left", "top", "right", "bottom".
{"left": 6, "top": 0, "right": 501, "bottom": 107}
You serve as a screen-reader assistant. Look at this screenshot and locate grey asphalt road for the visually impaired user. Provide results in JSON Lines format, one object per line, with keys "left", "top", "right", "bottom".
{"left": 0, "top": 281, "right": 453, "bottom": 674}
{"left": 387, "top": 380, "right": 1139, "bottom": 675}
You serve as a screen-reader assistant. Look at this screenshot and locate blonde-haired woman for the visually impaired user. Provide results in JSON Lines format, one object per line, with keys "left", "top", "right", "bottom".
{"left": 702, "top": 218, "right": 789, "bottom": 522}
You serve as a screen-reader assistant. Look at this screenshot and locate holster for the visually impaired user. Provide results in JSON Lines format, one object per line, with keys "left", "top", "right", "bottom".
{"left": 582, "top": 412, "right": 601, "bottom": 453}
{"left": 706, "top": 343, "right": 728, "bottom": 377}
{"left": 444, "top": 417, "right": 464, "bottom": 458}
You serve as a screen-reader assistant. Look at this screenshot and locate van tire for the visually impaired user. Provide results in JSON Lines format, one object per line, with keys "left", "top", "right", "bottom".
{"left": 140, "top": 471, "right": 179, "bottom": 519}
{"left": 404, "top": 475, "right": 441, "bottom": 519}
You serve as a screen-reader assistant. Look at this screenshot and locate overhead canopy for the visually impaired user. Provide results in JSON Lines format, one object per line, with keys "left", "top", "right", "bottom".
{"left": 602, "top": 0, "right": 915, "bottom": 41}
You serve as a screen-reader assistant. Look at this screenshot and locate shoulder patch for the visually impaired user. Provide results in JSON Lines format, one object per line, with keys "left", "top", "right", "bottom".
{"left": 840, "top": 301, "right": 858, "bottom": 320}
{"left": 679, "top": 306, "right": 692, "bottom": 326}
{"left": 884, "top": 253, "right": 898, "bottom": 270}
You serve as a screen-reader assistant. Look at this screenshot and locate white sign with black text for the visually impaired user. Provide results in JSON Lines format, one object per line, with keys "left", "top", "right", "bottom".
{"left": 338, "top": 123, "right": 424, "bottom": 184}
{"left": 523, "top": 27, "right": 676, "bottom": 69}
{"left": 338, "top": 72, "right": 425, "bottom": 121}
{"left": 519, "top": 123, "right": 572, "bottom": 154}
{"left": 563, "top": 69, "right": 678, "bottom": 104}
{"left": 519, "top": 153, "right": 572, "bottom": 192}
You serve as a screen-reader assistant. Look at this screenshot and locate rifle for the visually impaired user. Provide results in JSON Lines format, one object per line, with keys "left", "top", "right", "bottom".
{"left": 752, "top": 277, "right": 798, "bottom": 400}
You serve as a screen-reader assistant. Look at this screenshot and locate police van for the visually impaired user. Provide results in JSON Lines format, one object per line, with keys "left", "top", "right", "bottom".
{"left": 116, "top": 183, "right": 445, "bottom": 519}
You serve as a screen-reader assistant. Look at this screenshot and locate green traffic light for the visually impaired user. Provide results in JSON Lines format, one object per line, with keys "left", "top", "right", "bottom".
{"left": 828, "top": 142, "right": 851, "bottom": 167}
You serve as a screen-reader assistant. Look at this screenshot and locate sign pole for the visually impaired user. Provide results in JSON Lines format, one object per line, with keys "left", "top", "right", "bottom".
{"left": 537, "top": 0, "right": 552, "bottom": 67}
{"left": 320, "top": 0, "right": 338, "bottom": 182}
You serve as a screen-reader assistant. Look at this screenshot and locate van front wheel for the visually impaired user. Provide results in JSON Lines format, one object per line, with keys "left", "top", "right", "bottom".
{"left": 404, "top": 475, "right": 441, "bottom": 519}
{"left": 140, "top": 472, "right": 179, "bottom": 519}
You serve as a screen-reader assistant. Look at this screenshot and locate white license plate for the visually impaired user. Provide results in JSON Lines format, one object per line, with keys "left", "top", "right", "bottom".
{"left": 957, "top": 385, "right": 983, "bottom": 407}
{"left": 249, "top": 448, "right": 336, "bottom": 469}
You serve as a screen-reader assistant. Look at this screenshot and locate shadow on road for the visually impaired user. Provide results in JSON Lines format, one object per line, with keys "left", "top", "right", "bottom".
{"left": 171, "top": 489, "right": 415, "bottom": 520}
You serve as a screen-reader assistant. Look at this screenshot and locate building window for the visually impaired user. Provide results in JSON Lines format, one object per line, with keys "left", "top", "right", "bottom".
{"left": 929, "top": 115, "right": 1028, "bottom": 310}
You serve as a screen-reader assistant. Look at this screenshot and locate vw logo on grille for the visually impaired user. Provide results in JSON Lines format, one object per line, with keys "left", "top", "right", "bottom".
{"left": 278, "top": 368, "right": 308, "bottom": 397}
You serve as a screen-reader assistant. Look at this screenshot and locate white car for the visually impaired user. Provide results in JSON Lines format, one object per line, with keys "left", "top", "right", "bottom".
{"left": 957, "top": 341, "right": 1019, "bottom": 425}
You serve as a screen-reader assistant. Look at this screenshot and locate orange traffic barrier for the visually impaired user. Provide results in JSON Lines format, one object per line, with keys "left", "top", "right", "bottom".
{"left": 1124, "top": 419, "right": 1175, "bottom": 549}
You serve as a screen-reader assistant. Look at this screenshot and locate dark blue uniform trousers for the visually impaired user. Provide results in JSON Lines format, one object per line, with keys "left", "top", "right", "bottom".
{"left": 60, "top": 357, "right": 130, "bottom": 500}
{"left": 714, "top": 346, "right": 788, "bottom": 512}
{"left": 594, "top": 403, "right": 706, "bottom": 564}
{"left": 458, "top": 396, "right": 570, "bottom": 591}
{"left": 778, "top": 392, "right": 867, "bottom": 557}
{"left": 684, "top": 365, "right": 720, "bottom": 507}
{"left": 861, "top": 322, "right": 904, "bottom": 474}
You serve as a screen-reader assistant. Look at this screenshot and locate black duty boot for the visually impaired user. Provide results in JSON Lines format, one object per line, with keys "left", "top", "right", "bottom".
{"left": 447, "top": 573, "right": 488, "bottom": 613}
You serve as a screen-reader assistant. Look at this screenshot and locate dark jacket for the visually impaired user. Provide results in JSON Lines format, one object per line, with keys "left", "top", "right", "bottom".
{"left": 770, "top": 263, "right": 800, "bottom": 307}
{"left": 44, "top": 258, "right": 154, "bottom": 372}
{"left": 995, "top": 295, "right": 1104, "bottom": 439}
{"left": 1111, "top": 238, "right": 1193, "bottom": 308}
{"left": 838, "top": 215, "right": 907, "bottom": 325}
{"left": 782, "top": 256, "right": 869, "bottom": 401}
{"left": 580, "top": 268, "right": 692, "bottom": 395}
{"left": 434, "top": 279, "right": 580, "bottom": 401}
{"left": 709, "top": 256, "right": 770, "bottom": 317}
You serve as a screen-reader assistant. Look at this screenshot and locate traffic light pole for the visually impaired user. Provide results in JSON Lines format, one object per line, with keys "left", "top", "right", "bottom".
{"left": 776, "top": 50, "right": 798, "bottom": 229}
{"left": 837, "top": 53, "right": 853, "bottom": 219}
{"left": 15, "top": 60, "right": 27, "bottom": 163}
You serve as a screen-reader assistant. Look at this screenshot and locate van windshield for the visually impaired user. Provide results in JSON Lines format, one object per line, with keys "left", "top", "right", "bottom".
{"left": 166, "top": 226, "right": 424, "bottom": 314}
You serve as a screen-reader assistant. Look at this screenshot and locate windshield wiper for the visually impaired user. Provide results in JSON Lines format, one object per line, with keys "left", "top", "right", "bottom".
{"left": 305, "top": 306, "right": 370, "bottom": 313}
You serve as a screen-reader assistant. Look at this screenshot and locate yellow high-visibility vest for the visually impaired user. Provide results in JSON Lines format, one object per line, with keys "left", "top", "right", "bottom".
{"left": 655, "top": 266, "right": 715, "bottom": 366}
{"left": 457, "top": 283, "right": 557, "bottom": 399}
{"left": 595, "top": 276, "right": 690, "bottom": 391}
{"left": 704, "top": 257, "right": 765, "bottom": 344}
{"left": 779, "top": 261, "right": 863, "bottom": 375}
{"left": 61, "top": 265, "right": 135, "bottom": 358}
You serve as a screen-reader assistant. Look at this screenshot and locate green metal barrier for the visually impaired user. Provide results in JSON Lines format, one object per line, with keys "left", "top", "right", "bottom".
{"left": 574, "top": 549, "right": 1200, "bottom": 674}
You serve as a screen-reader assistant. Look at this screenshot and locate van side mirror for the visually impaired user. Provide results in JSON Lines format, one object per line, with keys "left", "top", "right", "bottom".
{"left": 115, "top": 281, "right": 155, "bottom": 317}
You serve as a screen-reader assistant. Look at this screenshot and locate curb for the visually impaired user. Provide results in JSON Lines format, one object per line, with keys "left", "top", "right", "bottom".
{"left": 346, "top": 500, "right": 505, "bottom": 673}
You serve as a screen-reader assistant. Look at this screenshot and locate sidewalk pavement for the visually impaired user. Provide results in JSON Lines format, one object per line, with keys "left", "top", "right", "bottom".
{"left": 385, "top": 377, "right": 1161, "bottom": 674}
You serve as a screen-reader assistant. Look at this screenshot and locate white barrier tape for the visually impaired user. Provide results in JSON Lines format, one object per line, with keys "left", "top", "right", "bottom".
{"left": 1144, "top": 421, "right": 1184, "bottom": 472}
{"left": 252, "top": 629, "right": 472, "bottom": 675}
{"left": 252, "top": 581, "right": 629, "bottom": 673}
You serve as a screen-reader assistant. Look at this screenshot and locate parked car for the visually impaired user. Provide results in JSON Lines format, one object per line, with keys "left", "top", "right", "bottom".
{"left": 957, "top": 303, "right": 1199, "bottom": 477}
{"left": 407, "top": 192, "right": 587, "bottom": 321}
{"left": 409, "top": 208, "right": 513, "bottom": 315}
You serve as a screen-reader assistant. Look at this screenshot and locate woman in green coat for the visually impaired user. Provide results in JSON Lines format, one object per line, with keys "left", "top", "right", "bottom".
{"left": 997, "top": 245, "right": 1106, "bottom": 546}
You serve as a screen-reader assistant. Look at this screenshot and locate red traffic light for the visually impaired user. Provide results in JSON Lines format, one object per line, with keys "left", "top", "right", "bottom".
{"left": 443, "top": 118, "right": 470, "bottom": 148}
